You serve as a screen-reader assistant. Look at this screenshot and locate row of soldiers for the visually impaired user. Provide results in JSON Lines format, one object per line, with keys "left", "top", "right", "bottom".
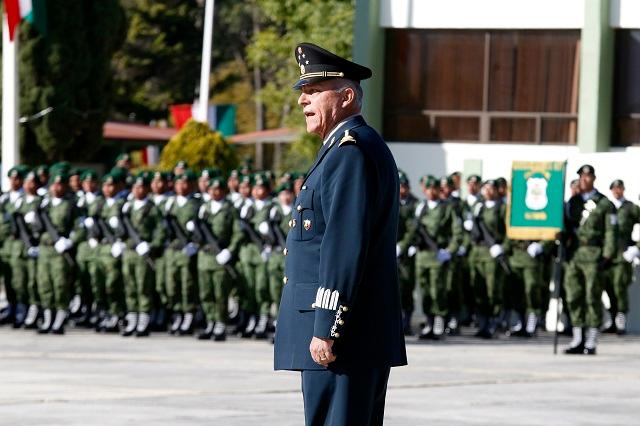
{"left": 0, "top": 157, "right": 304, "bottom": 341}
{"left": 396, "top": 165, "right": 637, "bottom": 355}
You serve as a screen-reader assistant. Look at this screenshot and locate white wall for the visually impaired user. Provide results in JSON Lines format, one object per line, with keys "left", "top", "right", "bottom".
{"left": 611, "top": 0, "right": 640, "bottom": 28}
{"left": 380, "top": 0, "right": 584, "bottom": 29}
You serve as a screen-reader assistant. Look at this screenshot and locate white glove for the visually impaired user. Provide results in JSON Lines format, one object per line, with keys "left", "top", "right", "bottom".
{"left": 396, "top": 244, "right": 402, "bottom": 258}
{"left": 108, "top": 216, "right": 120, "bottom": 229}
{"left": 527, "top": 242, "right": 543, "bottom": 258}
{"left": 436, "top": 248, "right": 452, "bottom": 263}
{"left": 27, "top": 246, "right": 39, "bottom": 259}
{"left": 261, "top": 246, "right": 272, "bottom": 262}
{"left": 54, "top": 237, "right": 73, "bottom": 254}
{"left": 24, "top": 211, "right": 36, "bottom": 224}
{"left": 623, "top": 245, "right": 640, "bottom": 263}
{"left": 183, "top": 242, "right": 198, "bottom": 257}
{"left": 216, "top": 248, "right": 232, "bottom": 265}
{"left": 111, "top": 241, "right": 125, "bottom": 258}
{"left": 240, "top": 204, "right": 251, "bottom": 219}
{"left": 185, "top": 221, "right": 196, "bottom": 232}
{"left": 83, "top": 217, "right": 95, "bottom": 229}
{"left": 463, "top": 220, "right": 474, "bottom": 232}
{"left": 457, "top": 246, "right": 467, "bottom": 257}
{"left": 269, "top": 207, "right": 278, "bottom": 220}
{"left": 136, "top": 241, "right": 151, "bottom": 256}
{"left": 408, "top": 246, "right": 417, "bottom": 257}
{"left": 258, "top": 221, "right": 270, "bottom": 236}
{"left": 489, "top": 244, "right": 503, "bottom": 258}
{"left": 88, "top": 238, "right": 98, "bottom": 249}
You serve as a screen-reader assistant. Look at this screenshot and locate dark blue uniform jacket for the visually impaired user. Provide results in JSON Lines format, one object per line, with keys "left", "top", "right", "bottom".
{"left": 274, "top": 115, "right": 408, "bottom": 371}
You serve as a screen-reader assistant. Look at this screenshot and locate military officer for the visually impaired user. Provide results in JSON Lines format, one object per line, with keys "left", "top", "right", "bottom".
{"left": 93, "top": 173, "right": 127, "bottom": 332}
{"left": 395, "top": 170, "right": 418, "bottom": 335}
{"left": 196, "top": 177, "right": 243, "bottom": 341}
{"left": 150, "top": 171, "right": 172, "bottom": 330}
{"left": 459, "top": 175, "right": 483, "bottom": 325}
{"left": 563, "top": 165, "right": 617, "bottom": 355}
{"left": 37, "top": 170, "right": 84, "bottom": 334}
{"left": 0, "top": 166, "right": 26, "bottom": 325}
{"left": 120, "top": 172, "right": 166, "bottom": 337}
{"left": 507, "top": 238, "right": 545, "bottom": 337}
{"left": 267, "top": 182, "right": 294, "bottom": 334}
{"left": 603, "top": 179, "right": 639, "bottom": 335}
{"left": 400, "top": 175, "right": 461, "bottom": 339}
{"left": 35, "top": 165, "right": 49, "bottom": 197}
{"left": 164, "top": 170, "right": 201, "bottom": 335}
{"left": 274, "top": 43, "right": 406, "bottom": 426}
{"left": 468, "top": 179, "right": 510, "bottom": 338}
{"left": 11, "top": 170, "right": 42, "bottom": 328}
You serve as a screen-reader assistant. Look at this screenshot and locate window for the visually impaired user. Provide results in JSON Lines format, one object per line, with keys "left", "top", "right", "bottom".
{"left": 613, "top": 30, "right": 640, "bottom": 146}
{"left": 383, "top": 30, "right": 580, "bottom": 144}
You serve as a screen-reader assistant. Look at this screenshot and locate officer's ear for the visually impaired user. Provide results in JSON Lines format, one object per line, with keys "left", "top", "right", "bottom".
{"left": 339, "top": 86, "right": 356, "bottom": 109}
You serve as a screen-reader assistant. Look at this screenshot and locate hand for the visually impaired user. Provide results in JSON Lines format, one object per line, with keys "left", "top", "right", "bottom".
{"left": 623, "top": 245, "right": 640, "bottom": 263}
{"left": 436, "top": 248, "right": 452, "bottom": 263}
{"left": 27, "top": 246, "right": 39, "bottom": 259}
{"left": 108, "top": 216, "right": 120, "bottom": 229}
{"left": 24, "top": 211, "right": 36, "bottom": 224}
{"left": 54, "top": 237, "right": 72, "bottom": 254}
{"left": 258, "top": 221, "right": 270, "bottom": 236}
{"left": 216, "top": 248, "right": 231, "bottom": 265}
{"left": 111, "top": 241, "right": 125, "bottom": 258}
{"left": 457, "top": 246, "right": 467, "bottom": 257}
{"left": 463, "top": 220, "right": 474, "bottom": 232}
{"left": 408, "top": 246, "right": 417, "bottom": 257}
{"left": 136, "top": 241, "right": 151, "bottom": 256}
{"left": 83, "top": 217, "right": 95, "bottom": 229}
{"left": 261, "top": 246, "right": 272, "bottom": 262}
{"left": 309, "top": 336, "right": 336, "bottom": 367}
{"left": 489, "top": 244, "right": 503, "bottom": 258}
{"left": 185, "top": 221, "right": 196, "bottom": 232}
{"left": 183, "top": 242, "right": 198, "bottom": 257}
{"left": 396, "top": 244, "right": 402, "bottom": 258}
{"left": 527, "top": 242, "right": 543, "bottom": 258}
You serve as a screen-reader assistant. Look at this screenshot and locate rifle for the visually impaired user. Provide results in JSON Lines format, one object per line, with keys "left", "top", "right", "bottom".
{"left": 552, "top": 240, "right": 566, "bottom": 355}
{"left": 12, "top": 212, "right": 38, "bottom": 250}
{"left": 239, "top": 217, "right": 265, "bottom": 248}
{"left": 166, "top": 214, "right": 190, "bottom": 247}
{"left": 121, "top": 213, "right": 156, "bottom": 271}
{"left": 476, "top": 218, "right": 511, "bottom": 275}
{"left": 96, "top": 216, "right": 116, "bottom": 244}
{"left": 268, "top": 209, "right": 287, "bottom": 249}
{"left": 196, "top": 218, "right": 238, "bottom": 279}
{"left": 415, "top": 220, "right": 440, "bottom": 253}
{"left": 37, "top": 206, "right": 74, "bottom": 266}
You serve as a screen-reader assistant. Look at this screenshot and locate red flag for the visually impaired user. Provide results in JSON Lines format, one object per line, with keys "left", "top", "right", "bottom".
{"left": 4, "top": 0, "right": 20, "bottom": 41}
{"left": 170, "top": 104, "right": 193, "bottom": 130}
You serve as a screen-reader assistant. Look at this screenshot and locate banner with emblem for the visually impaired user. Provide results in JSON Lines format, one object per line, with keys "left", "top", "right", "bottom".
{"left": 507, "top": 161, "right": 566, "bottom": 240}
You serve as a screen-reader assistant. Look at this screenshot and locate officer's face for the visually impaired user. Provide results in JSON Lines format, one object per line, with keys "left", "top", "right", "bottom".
{"left": 69, "top": 175, "right": 81, "bottom": 192}
{"left": 440, "top": 184, "right": 451, "bottom": 199}
{"left": 611, "top": 186, "right": 624, "bottom": 200}
{"left": 253, "top": 185, "right": 269, "bottom": 200}
{"left": 399, "top": 184, "right": 410, "bottom": 199}
{"left": 175, "top": 179, "right": 189, "bottom": 196}
{"left": 198, "top": 177, "right": 209, "bottom": 194}
{"left": 209, "top": 186, "right": 226, "bottom": 202}
{"left": 467, "top": 181, "right": 480, "bottom": 195}
{"left": 298, "top": 79, "right": 355, "bottom": 139}
{"left": 132, "top": 184, "right": 148, "bottom": 200}
{"left": 23, "top": 178, "right": 36, "bottom": 195}
{"left": 239, "top": 182, "right": 252, "bottom": 198}
{"left": 423, "top": 186, "right": 439, "bottom": 200}
{"left": 228, "top": 176, "right": 239, "bottom": 191}
{"left": 151, "top": 178, "right": 166, "bottom": 194}
{"left": 82, "top": 179, "right": 97, "bottom": 194}
{"left": 451, "top": 174, "right": 461, "bottom": 190}
{"left": 481, "top": 184, "right": 497, "bottom": 200}
{"left": 579, "top": 173, "right": 595, "bottom": 192}
{"left": 102, "top": 182, "right": 116, "bottom": 198}
{"left": 50, "top": 182, "right": 65, "bottom": 198}
{"left": 278, "top": 190, "right": 293, "bottom": 206}
{"left": 9, "top": 176, "right": 22, "bottom": 191}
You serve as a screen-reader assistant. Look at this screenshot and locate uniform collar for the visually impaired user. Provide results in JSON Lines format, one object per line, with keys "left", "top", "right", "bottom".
{"left": 133, "top": 198, "right": 148, "bottom": 211}
{"left": 322, "top": 114, "right": 363, "bottom": 146}
{"left": 581, "top": 189, "right": 597, "bottom": 201}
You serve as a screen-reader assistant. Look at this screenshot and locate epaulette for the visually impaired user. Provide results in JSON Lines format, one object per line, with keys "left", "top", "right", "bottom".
{"left": 338, "top": 129, "right": 357, "bottom": 147}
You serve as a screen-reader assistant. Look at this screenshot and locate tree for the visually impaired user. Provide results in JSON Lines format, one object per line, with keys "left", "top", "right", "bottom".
{"left": 158, "top": 119, "right": 238, "bottom": 174}
{"left": 112, "top": 0, "right": 203, "bottom": 123}
{"left": 18, "top": 0, "right": 126, "bottom": 163}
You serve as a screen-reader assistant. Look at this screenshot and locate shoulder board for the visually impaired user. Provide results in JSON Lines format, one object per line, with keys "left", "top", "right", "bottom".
{"left": 339, "top": 129, "right": 357, "bottom": 147}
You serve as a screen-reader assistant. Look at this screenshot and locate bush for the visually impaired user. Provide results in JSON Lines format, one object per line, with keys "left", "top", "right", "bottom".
{"left": 159, "top": 119, "right": 238, "bottom": 175}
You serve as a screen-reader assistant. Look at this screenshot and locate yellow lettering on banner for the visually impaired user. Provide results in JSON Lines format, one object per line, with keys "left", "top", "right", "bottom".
{"left": 525, "top": 212, "right": 547, "bottom": 221}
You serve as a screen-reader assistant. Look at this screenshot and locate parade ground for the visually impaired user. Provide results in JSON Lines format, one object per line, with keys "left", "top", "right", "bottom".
{"left": 0, "top": 328, "right": 638, "bottom": 425}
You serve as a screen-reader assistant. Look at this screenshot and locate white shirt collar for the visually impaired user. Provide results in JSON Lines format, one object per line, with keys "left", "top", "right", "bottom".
{"left": 485, "top": 200, "right": 496, "bottom": 209}
{"left": 581, "top": 189, "right": 597, "bottom": 201}
{"left": 612, "top": 197, "right": 625, "bottom": 209}
{"left": 323, "top": 114, "right": 361, "bottom": 146}
{"left": 210, "top": 199, "right": 223, "bottom": 215}
{"left": 176, "top": 195, "right": 188, "bottom": 207}
{"left": 133, "top": 198, "right": 148, "bottom": 211}
{"left": 9, "top": 190, "right": 21, "bottom": 203}
{"left": 105, "top": 197, "right": 115, "bottom": 207}
{"left": 51, "top": 197, "right": 63, "bottom": 207}
{"left": 153, "top": 193, "right": 166, "bottom": 205}
{"left": 466, "top": 194, "right": 478, "bottom": 207}
{"left": 281, "top": 204, "right": 292, "bottom": 216}
{"left": 427, "top": 199, "right": 439, "bottom": 210}
{"left": 254, "top": 198, "right": 266, "bottom": 211}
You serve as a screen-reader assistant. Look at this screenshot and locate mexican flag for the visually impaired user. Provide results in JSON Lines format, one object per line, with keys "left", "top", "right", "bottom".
{"left": 4, "top": 0, "right": 47, "bottom": 41}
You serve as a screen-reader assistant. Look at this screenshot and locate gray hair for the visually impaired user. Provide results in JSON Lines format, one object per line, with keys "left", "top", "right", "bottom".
{"left": 334, "top": 79, "right": 363, "bottom": 110}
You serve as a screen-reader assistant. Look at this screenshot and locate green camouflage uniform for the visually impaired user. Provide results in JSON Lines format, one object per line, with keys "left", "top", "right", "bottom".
{"left": 267, "top": 202, "right": 292, "bottom": 317}
{"left": 10, "top": 194, "right": 42, "bottom": 307}
{"left": 397, "top": 193, "right": 418, "bottom": 320}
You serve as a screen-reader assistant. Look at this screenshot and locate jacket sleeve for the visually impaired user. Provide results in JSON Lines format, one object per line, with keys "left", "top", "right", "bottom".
{"left": 313, "top": 145, "right": 371, "bottom": 339}
{"left": 603, "top": 199, "right": 618, "bottom": 259}
{"left": 150, "top": 206, "right": 166, "bottom": 250}
{"left": 446, "top": 204, "right": 462, "bottom": 253}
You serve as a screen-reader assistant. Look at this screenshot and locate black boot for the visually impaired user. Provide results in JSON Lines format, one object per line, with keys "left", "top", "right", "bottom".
{"left": 213, "top": 322, "right": 227, "bottom": 341}
{"left": 13, "top": 303, "right": 27, "bottom": 328}
{"left": 198, "top": 321, "right": 214, "bottom": 340}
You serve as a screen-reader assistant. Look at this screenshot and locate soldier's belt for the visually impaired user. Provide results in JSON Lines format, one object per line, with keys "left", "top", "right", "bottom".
{"left": 579, "top": 238, "right": 603, "bottom": 247}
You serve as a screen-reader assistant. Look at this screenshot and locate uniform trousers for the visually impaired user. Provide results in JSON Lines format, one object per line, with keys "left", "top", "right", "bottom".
{"left": 301, "top": 367, "right": 390, "bottom": 426}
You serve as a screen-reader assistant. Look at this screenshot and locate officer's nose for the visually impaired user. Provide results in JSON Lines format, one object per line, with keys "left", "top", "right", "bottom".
{"left": 298, "top": 92, "right": 309, "bottom": 107}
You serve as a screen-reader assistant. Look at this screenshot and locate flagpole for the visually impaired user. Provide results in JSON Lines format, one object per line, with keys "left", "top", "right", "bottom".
{"left": 196, "top": 0, "right": 215, "bottom": 124}
{"left": 2, "top": 13, "right": 20, "bottom": 191}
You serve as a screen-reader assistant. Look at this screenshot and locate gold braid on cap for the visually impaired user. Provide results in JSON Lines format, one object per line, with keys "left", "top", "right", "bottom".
{"left": 300, "top": 71, "right": 345, "bottom": 79}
